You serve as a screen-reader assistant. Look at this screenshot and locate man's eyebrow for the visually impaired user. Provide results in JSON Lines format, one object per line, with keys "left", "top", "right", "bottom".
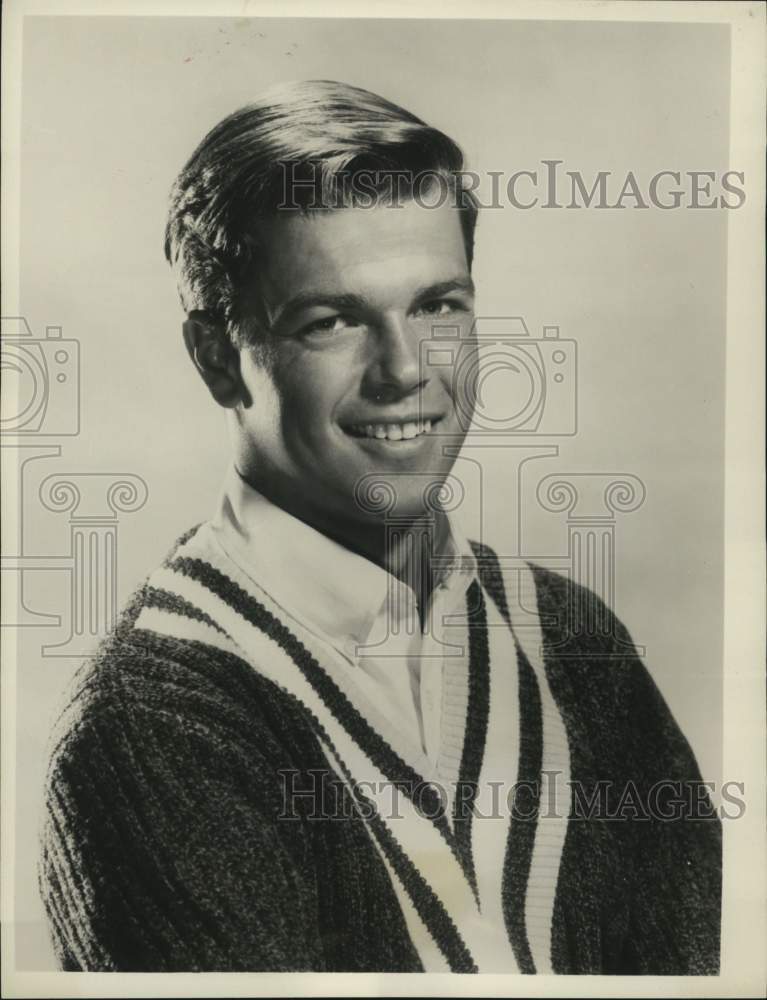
{"left": 271, "top": 275, "right": 475, "bottom": 327}
{"left": 271, "top": 291, "right": 368, "bottom": 326}
{"left": 411, "top": 276, "right": 476, "bottom": 303}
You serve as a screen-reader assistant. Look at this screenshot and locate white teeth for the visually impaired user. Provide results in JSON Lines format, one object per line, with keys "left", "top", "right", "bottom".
{"left": 348, "top": 419, "right": 437, "bottom": 440}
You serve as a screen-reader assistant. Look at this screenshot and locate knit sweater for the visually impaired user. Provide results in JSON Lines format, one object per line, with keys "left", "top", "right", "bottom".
{"left": 39, "top": 522, "right": 721, "bottom": 974}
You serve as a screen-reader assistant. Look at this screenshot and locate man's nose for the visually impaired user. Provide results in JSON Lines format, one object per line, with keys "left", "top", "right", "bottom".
{"left": 362, "top": 315, "right": 428, "bottom": 402}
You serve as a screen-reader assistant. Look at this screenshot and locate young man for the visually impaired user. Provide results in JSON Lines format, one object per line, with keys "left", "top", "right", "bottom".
{"left": 40, "top": 80, "right": 721, "bottom": 974}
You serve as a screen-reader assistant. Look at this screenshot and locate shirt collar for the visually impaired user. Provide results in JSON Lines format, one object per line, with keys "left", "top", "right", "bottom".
{"left": 210, "top": 466, "right": 477, "bottom": 649}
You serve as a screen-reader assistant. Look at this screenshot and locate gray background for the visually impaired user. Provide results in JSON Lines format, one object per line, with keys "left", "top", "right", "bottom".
{"left": 12, "top": 15, "right": 728, "bottom": 969}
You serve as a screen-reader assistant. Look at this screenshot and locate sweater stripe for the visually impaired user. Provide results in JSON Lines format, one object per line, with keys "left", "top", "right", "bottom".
{"left": 470, "top": 586, "right": 522, "bottom": 973}
{"left": 165, "top": 548, "right": 476, "bottom": 877}
{"left": 470, "top": 549, "right": 541, "bottom": 971}
{"left": 347, "top": 813, "right": 452, "bottom": 972}
{"left": 138, "top": 603, "right": 474, "bottom": 971}
{"left": 141, "top": 593, "right": 477, "bottom": 969}
{"left": 135, "top": 606, "right": 243, "bottom": 661}
{"left": 470, "top": 552, "right": 571, "bottom": 973}
{"left": 452, "top": 582, "right": 490, "bottom": 895}
{"left": 357, "top": 802, "right": 478, "bottom": 973}
{"left": 512, "top": 566, "right": 572, "bottom": 976}
{"left": 502, "top": 648, "right": 542, "bottom": 973}
{"left": 318, "top": 739, "right": 471, "bottom": 972}
{"left": 143, "top": 585, "right": 226, "bottom": 635}
{"left": 142, "top": 550, "right": 491, "bottom": 968}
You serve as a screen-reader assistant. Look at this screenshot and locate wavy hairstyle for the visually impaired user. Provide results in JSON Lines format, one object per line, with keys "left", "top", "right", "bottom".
{"left": 164, "top": 79, "right": 479, "bottom": 346}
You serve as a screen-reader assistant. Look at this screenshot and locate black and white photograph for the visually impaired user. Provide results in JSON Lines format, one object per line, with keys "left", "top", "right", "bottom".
{"left": 1, "top": 1, "right": 764, "bottom": 996}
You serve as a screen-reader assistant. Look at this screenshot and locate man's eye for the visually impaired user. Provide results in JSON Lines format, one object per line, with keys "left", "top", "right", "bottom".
{"left": 302, "top": 315, "right": 355, "bottom": 338}
{"left": 416, "top": 300, "right": 462, "bottom": 317}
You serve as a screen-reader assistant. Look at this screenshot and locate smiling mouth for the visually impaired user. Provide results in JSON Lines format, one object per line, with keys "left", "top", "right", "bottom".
{"left": 343, "top": 417, "right": 441, "bottom": 442}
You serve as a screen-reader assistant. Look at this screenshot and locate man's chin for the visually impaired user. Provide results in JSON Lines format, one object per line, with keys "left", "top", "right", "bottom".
{"left": 350, "top": 469, "right": 458, "bottom": 522}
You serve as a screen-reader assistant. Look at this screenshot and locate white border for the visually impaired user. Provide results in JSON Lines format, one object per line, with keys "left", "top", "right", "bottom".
{"left": 2, "top": 1, "right": 765, "bottom": 997}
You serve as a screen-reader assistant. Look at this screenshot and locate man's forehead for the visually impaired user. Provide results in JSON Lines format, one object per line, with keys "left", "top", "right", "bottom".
{"left": 257, "top": 199, "right": 470, "bottom": 305}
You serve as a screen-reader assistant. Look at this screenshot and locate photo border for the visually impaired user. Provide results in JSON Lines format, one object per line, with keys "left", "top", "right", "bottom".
{"left": 2, "top": 1, "right": 764, "bottom": 997}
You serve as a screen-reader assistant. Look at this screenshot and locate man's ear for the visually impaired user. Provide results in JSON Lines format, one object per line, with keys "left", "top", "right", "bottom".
{"left": 182, "top": 312, "right": 243, "bottom": 408}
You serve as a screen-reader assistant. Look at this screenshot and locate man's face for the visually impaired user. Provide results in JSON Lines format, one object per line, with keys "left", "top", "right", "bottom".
{"left": 234, "top": 197, "right": 475, "bottom": 533}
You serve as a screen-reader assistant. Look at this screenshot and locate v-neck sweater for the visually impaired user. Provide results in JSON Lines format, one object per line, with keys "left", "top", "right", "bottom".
{"left": 39, "top": 523, "right": 721, "bottom": 974}
{"left": 209, "top": 465, "right": 482, "bottom": 779}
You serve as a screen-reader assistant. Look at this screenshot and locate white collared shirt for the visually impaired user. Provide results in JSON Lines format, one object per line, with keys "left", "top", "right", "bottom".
{"left": 210, "top": 466, "right": 478, "bottom": 774}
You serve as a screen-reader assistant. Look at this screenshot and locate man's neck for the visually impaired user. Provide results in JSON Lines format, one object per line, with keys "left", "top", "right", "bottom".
{"left": 330, "top": 510, "right": 449, "bottom": 616}
{"left": 236, "top": 466, "right": 449, "bottom": 615}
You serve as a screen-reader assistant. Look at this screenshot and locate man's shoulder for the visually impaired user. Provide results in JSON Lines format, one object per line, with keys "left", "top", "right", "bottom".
{"left": 46, "top": 597, "right": 303, "bottom": 795}
{"left": 468, "top": 537, "right": 633, "bottom": 658}
{"left": 45, "top": 524, "right": 248, "bottom": 755}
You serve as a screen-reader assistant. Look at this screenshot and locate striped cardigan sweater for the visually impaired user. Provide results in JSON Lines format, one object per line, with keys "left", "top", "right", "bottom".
{"left": 39, "top": 522, "right": 721, "bottom": 974}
